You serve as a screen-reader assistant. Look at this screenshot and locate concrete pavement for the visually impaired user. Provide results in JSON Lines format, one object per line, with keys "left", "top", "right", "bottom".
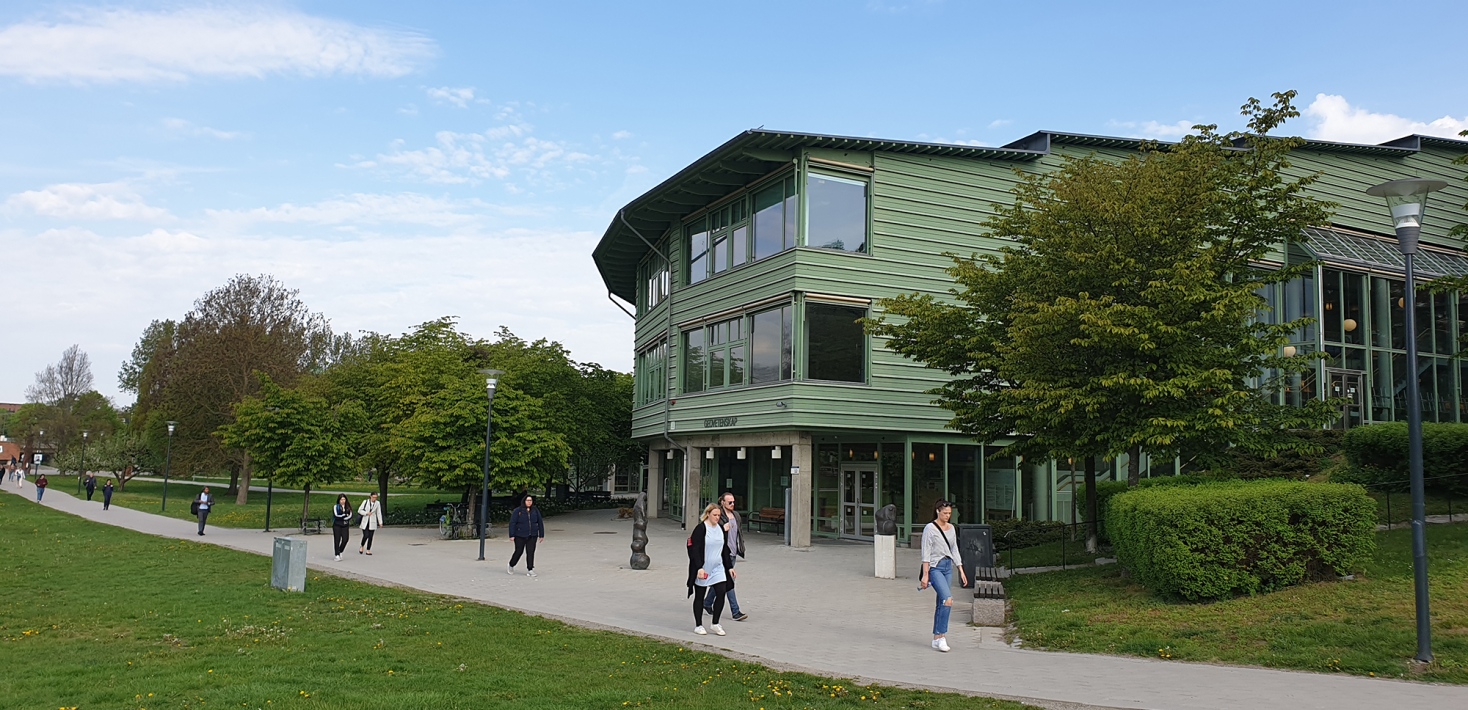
{"left": 6, "top": 478, "right": 1466, "bottom": 710}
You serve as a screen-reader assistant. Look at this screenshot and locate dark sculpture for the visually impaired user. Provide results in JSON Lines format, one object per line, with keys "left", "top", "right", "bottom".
{"left": 629, "top": 491, "right": 650, "bottom": 570}
{"left": 875, "top": 504, "right": 897, "bottom": 536}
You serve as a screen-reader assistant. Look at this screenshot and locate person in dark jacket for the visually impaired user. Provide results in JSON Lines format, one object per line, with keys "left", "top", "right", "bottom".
{"left": 331, "top": 494, "right": 353, "bottom": 561}
{"left": 35, "top": 473, "right": 48, "bottom": 502}
{"left": 193, "top": 487, "right": 215, "bottom": 535}
{"left": 686, "top": 503, "right": 736, "bottom": 636}
{"left": 84, "top": 472, "right": 97, "bottom": 500}
{"left": 102, "top": 480, "right": 114, "bottom": 510}
{"left": 507, "top": 494, "right": 545, "bottom": 577}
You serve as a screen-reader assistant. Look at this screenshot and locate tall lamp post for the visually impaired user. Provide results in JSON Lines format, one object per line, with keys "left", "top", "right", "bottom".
{"left": 477, "top": 368, "right": 504, "bottom": 562}
{"left": 33, "top": 428, "right": 45, "bottom": 481}
{"left": 1367, "top": 177, "right": 1447, "bottom": 663}
{"left": 161, "top": 421, "right": 177, "bottom": 512}
{"left": 78, "top": 430, "right": 90, "bottom": 495}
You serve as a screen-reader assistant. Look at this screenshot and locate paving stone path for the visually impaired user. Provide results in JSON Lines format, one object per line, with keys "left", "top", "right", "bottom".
{"left": 8, "top": 476, "right": 1467, "bottom": 710}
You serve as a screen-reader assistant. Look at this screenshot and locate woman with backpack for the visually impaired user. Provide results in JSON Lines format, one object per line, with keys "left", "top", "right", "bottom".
{"left": 331, "top": 494, "right": 354, "bottom": 561}
{"left": 357, "top": 492, "right": 383, "bottom": 555}
{"left": 919, "top": 499, "right": 968, "bottom": 652}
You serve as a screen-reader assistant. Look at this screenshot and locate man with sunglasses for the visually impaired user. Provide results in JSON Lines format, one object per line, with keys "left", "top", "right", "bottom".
{"left": 703, "top": 492, "right": 749, "bottom": 621}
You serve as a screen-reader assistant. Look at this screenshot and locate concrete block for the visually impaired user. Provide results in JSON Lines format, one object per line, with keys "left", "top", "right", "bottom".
{"left": 971, "top": 596, "right": 1006, "bottom": 626}
{"left": 874, "top": 534, "right": 896, "bottom": 579}
{"left": 271, "top": 537, "right": 307, "bottom": 592}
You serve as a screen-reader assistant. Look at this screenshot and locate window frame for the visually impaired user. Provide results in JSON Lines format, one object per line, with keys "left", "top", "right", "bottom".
{"left": 803, "top": 170, "right": 872, "bottom": 255}
{"left": 681, "top": 169, "right": 797, "bottom": 288}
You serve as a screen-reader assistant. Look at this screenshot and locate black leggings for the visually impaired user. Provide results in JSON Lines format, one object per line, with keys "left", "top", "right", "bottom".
{"left": 359, "top": 528, "right": 375, "bottom": 551}
{"left": 694, "top": 581, "right": 730, "bottom": 626}
{"left": 510, "top": 536, "right": 537, "bottom": 570}
{"left": 333, "top": 525, "right": 350, "bottom": 555}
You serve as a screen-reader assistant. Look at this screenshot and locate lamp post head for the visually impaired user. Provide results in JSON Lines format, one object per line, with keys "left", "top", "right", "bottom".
{"left": 479, "top": 368, "right": 505, "bottom": 391}
{"left": 167, "top": 421, "right": 177, "bottom": 436}
{"left": 1366, "top": 178, "right": 1448, "bottom": 255}
{"left": 82, "top": 430, "right": 89, "bottom": 440}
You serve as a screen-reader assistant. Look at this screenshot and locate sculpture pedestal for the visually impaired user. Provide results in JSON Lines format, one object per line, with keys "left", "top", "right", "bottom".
{"left": 874, "top": 534, "right": 896, "bottom": 579}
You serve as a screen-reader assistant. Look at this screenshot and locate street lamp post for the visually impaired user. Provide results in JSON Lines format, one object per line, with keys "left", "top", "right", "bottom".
{"left": 35, "top": 429, "right": 45, "bottom": 480}
{"left": 264, "top": 473, "right": 274, "bottom": 533}
{"left": 1367, "top": 177, "right": 1448, "bottom": 663}
{"left": 78, "top": 430, "right": 89, "bottom": 495}
{"left": 477, "top": 369, "right": 504, "bottom": 562}
{"left": 161, "top": 421, "right": 177, "bottom": 512}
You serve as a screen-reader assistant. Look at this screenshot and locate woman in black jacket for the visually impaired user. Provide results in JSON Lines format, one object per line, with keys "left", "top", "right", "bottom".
{"left": 686, "top": 503, "right": 736, "bottom": 636}
{"left": 507, "top": 495, "right": 545, "bottom": 577}
{"left": 331, "top": 494, "right": 353, "bottom": 561}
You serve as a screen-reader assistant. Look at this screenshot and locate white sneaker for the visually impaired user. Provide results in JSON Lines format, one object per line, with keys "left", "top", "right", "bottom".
{"left": 334, "top": 555, "right": 341, "bottom": 561}
{"left": 710, "top": 624, "right": 726, "bottom": 636}
{"left": 931, "top": 639, "right": 940, "bottom": 650}
{"left": 507, "top": 565, "right": 516, "bottom": 575}
{"left": 936, "top": 637, "right": 951, "bottom": 652}
{"left": 526, "top": 570, "right": 537, "bottom": 578}
{"left": 694, "top": 626, "right": 707, "bottom": 635}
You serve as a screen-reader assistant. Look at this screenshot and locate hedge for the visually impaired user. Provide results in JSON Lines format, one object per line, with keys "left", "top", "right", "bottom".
{"left": 1075, "top": 480, "right": 1130, "bottom": 543}
{"left": 1339, "top": 422, "right": 1468, "bottom": 495}
{"left": 1107, "top": 480, "right": 1376, "bottom": 601}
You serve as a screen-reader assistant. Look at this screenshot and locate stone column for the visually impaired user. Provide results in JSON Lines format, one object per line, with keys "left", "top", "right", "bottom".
{"left": 646, "top": 451, "right": 663, "bottom": 519}
{"left": 789, "top": 434, "right": 813, "bottom": 548}
{"left": 684, "top": 447, "right": 703, "bottom": 527}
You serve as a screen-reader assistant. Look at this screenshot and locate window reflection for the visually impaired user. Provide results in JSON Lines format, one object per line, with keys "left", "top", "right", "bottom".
{"left": 807, "top": 173, "right": 868, "bottom": 253}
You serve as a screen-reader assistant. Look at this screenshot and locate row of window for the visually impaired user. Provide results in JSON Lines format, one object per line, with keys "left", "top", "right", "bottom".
{"left": 633, "top": 301, "right": 868, "bottom": 406}
{"left": 638, "top": 169, "right": 872, "bottom": 311}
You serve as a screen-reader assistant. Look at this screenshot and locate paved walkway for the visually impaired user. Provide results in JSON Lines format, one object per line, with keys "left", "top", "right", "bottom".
{"left": 7, "top": 480, "right": 1467, "bottom": 710}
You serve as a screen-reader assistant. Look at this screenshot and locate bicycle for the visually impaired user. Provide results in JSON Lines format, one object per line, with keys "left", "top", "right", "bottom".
{"left": 439, "top": 503, "right": 469, "bottom": 540}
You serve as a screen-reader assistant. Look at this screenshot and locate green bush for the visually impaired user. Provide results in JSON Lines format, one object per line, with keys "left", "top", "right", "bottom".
{"left": 1340, "top": 422, "right": 1468, "bottom": 495}
{"left": 989, "top": 518, "right": 1066, "bottom": 551}
{"left": 1136, "top": 474, "right": 1214, "bottom": 490}
{"left": 1107, "top": 480, "right": 1376, "bottom": 601}
{"left": 1201, "top": 429, "right": 1344, "bottom": 480}
{"left": 1076, "top": 480, "right": 1130, "bottom": 542}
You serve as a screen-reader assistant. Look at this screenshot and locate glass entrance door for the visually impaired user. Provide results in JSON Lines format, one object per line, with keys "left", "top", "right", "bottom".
{"left": 839, "top": 466, "right": 878, "bottom": 540}
{"left": 1328, "top": 369, "right": 1364, "bottom": 429}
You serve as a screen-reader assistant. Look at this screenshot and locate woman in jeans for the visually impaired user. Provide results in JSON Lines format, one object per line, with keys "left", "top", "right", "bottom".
{"left": 686, "top": 503, "right": 735, "bottom": 636}
{"left": 919, "top": 499, "right": 968, "bottom": 652}
{"left": 331, "top": 494, "right": 353, "bottom": 561}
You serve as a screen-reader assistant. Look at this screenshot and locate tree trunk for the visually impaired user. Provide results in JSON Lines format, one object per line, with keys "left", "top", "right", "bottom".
{"left": 300, "top": 482, "right": 312, "bottom": 530}
{"left": 1084, "top": 456, "right": 1099, "bottom": 554}
{"left": 1127, "top": 444, "right": 1142, "bottom": 487}
{"left": 227, "top": 460, "right": 240, "bottom": 497}
{"left": 378, "top": 467, "right": 389, "bottom": 515}
{"left": 235, "top": 451, "right": 251, "bottom": 505}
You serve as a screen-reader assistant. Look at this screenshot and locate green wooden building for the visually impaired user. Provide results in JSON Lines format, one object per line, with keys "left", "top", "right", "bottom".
{"left": 592, "top": 129, "right": 1468, "bottom": 546}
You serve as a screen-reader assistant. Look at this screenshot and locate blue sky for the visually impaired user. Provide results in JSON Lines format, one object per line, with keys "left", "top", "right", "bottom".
{"left": 3, "top": 0, "right": 1466, "bottom": 404}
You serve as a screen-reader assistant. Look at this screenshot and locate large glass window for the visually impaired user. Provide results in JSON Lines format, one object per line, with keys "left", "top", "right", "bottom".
{"left": 1343, "top": 271, "right": 1365, "bottom": 345}
{"left": 638, "top": 248, "right": 669, "bottom": 311}
{"left": 687, "top": 217, "right": 709, "bottom": 285}
{"left": 806, "top": 172, "right": 868, "bottom": 253}
{"left": 805, "top": 302, "right": 866, "bottom": 383}
{"left": 635, "top": 340, "right": 667, "bottom": 406}
{"left": 751, "top": 305, "right": 793, "bottom": 384}
{"left": 912, "top": 444, "right": 945, "bottom": 530}
{"left": 753, "top": 176, "right": 797, "bottom": 261}
{"left": 947, "top": 444, "right": 980, "bottom": 525}
{"left": 683, "top": 328, "right": 705, "bottom": 393}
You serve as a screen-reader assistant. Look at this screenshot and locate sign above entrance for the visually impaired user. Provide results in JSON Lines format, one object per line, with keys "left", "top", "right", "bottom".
{"left": 703, "top": 417, "right": 738, "bottom": 428}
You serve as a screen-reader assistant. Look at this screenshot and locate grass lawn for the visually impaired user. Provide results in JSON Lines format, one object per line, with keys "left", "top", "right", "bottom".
{"left": 51, "top": 477, "right": 458, "bottom": 531}
{"left": 1367, "top": 490, "right": 1465, "bottom": 526}
{"left": 0, "top": 498, "right": 1034, "bottom": 710}
{"left": 1000, "top": 538, "right": 1102, "bottom": 570}
{"left": 1005, "top": 523, "right": 1468, "bottom": 683}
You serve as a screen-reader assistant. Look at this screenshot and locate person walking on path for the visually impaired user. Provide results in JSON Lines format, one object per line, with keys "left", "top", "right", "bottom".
{"left": 331, "top": 494, "right": 354, "bottom": 561}
{"left": 357, "top": 492, "right": 383, "bottom": 555}
{"left": 102, "top": 480, "right": 114, "bottom": 510}
{"left": 703, "top": 491, "right": 748, "bottom": 621}
{"left": 507, "top": 494, "right": 545, "bottom": 577}
{"left": 687, "top": 503, "right": 735, "bottom": 637}
{"left": 919, "top": 499, "right": 968, "bottom": 652}
{"left": 34, "top": 473, "right": 48, "bottom": 502}
{"left": 193, "top": 487, "right": 215, "bottom": 536}
{"left": 84, "top": 473, "right": 97, "bottom": 501}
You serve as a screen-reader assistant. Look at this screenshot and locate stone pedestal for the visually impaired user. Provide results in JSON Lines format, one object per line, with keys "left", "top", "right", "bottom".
{"left": 271, "top": 537, "right": 306, "bottom": 592}
{"left": 874, "top": 534, "right": 896, "bottom": 579}
{"left": 971, "top": 596, "right": 1006, "bottom": 626}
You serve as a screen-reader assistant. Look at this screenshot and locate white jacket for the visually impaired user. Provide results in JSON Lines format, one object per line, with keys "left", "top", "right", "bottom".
{"left": 357, "top": 500, "right": 383, "bottom": 530}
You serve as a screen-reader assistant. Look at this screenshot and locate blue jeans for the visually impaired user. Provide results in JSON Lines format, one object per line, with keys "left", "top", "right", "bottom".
{"left": 930, "top": 558, "right": 953, "bottom": 636}
{"left": 36, "top": 487, "right": 44, "bottom": 502}
{"left": 704, "top": 558, "right": 742, "bottom": 616}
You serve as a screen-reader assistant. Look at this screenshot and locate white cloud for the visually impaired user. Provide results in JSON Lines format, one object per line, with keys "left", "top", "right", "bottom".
{"left": 207, "top": 193, "right": 485, "bottom": 229}
{"left": 0, "top": 7, "right": 435, "bottom": 82}
{"left": 162, "top": 117, "right": 247, "bottom": 140}
{"left": 915, "top": 133, "right": 987, "bottom": 147}
{"left": 351, "top": 124, "right": 592, "bottom": 186}
{"left": 611, "top": 130, "right": 633, "bottom": 140}
{"left": 1106, "top": 119, "right": 1195, "bottom": 140}
{"left": 427, "top": 86, "right": 476, "bottom": 108}
{"left": 987, "top": 119, "right": 1012, "bottom": 129}
{"left": 3, "top": 182, "right": 172, "bottom": 221}
{"left": 1303, "top": 94, "right": 1468, "bottom": 144}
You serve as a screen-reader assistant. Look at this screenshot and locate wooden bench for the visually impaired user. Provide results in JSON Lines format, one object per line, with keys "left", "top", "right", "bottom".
{"left": 748, "top": 507, "right": 786, "bottom": 533}
{"left": 300, "top": 517, "right": 324, "bottom": 535}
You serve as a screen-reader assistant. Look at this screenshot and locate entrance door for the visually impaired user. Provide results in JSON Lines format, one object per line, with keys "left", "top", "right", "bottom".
{"left": 839, "top": 466, "right": 878, "bottom": 540}
{"left": 1328, "top": 369, "right": 1364, "bottom": 429}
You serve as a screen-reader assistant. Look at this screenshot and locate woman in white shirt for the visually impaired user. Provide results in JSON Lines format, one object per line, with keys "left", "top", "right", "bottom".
{"left": 357, "top": 492, "right": 383, "bottom": 555}
{"left": 686, "top": 503, "right": 736, "bottom": 636}
{"left": 919, "top": 499, "right": 968, "bottom": 652}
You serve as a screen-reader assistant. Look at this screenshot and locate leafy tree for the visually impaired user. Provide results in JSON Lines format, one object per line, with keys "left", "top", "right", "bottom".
{"left": 221, "top": 376, "right": 361, "bottom": 527}
{"left": 871, "top": 91, "right": 1340, "bottom": 551}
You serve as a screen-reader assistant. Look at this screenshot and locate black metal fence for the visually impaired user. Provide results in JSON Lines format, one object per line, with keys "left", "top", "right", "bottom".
{"left": 1360, "top": 473, "right": 1461, "bottom": 527}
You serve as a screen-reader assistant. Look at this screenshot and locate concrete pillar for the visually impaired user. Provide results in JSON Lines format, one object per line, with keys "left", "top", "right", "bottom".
{"left": 684, "top": 447, "right": 703, "bottom": 527}
{"left": 790, "top": 435, "right": 813, "bottom": 547}
{"left": 646, "top": 451, "right": 663, "bottom": 519}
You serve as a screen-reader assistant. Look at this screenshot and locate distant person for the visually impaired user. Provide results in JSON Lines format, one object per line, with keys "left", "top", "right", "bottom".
{"left": 102, "top": 480, "right": 115, "bottom": 510}
{"left": 331, "top": 494, "right": 354, "bottom": 561}
{"left": 506, "top": 494, "right": 545, "bottom": 577}
{"left": 193, "top": 487, "right": 215, "bottom": 536}
{"left": 84, "top": 472, "right": 97, "bottom": 501}
{"left": 703, "top": 492, "right": 748, "bottom": 621}
{"left": 919, "top": 499, "right": 967, "bottom": 653}
{"left": 687, "top": 503, "right": 734, "bottom": 636}
{"left": 34, "top": 473, "right": 48, "bottom": 502}
{"left": 357, "top": 492, "right": 383, "bottom": 555}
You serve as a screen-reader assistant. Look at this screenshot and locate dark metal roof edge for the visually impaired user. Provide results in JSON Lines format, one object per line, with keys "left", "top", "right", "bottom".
{"left": 1010, "top": 129, "right": 1436, "bottom": 157}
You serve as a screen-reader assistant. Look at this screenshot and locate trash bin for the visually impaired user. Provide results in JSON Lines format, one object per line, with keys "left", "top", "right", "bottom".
{"left": 271, "top": 537, "right": 307, "bottom": 592}
{"left": 955, "top": 524, "right": 994, "bottom": 589}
